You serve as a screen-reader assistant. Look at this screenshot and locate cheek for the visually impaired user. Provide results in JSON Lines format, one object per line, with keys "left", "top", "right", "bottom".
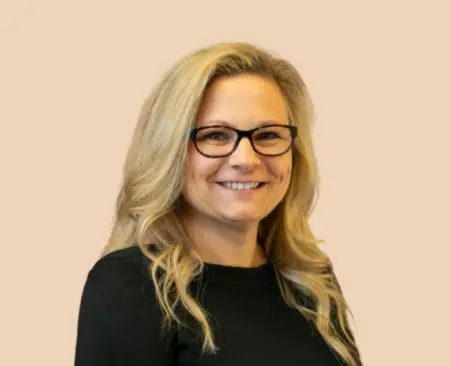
{"left": 274, "top": 157, "right": 293, "bottom": 183}
{"left": 185, "top": 151, "right": 222, "bottom": 187}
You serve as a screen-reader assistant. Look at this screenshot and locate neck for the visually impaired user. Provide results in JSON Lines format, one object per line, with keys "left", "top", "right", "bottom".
{"left": 181, "top": 212, "right": 268, "bottom": 268}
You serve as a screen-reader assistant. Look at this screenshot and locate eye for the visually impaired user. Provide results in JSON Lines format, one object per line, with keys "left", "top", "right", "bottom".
{"left": 254, "top": 131, "right": 280, "bottom": 140}
{"left": 196, "top": 128, "right": 235, "bottom": 143}
{"left": 203, "top": 132, "right": 229, "bottom": 141}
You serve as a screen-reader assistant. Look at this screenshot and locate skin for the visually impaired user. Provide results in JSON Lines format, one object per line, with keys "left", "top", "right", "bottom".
{"left": 181, "top": 73, "right": 293, "bottom": 267}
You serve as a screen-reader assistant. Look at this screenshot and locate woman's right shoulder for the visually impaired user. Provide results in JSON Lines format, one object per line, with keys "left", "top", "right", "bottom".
{"left": 89, "top": 245, "right": 151, "bottom": 280}
{"left": 80, "top": 246, "right": 157, "bottom": 314}
{"left": 75, "top": 247, "right": 176, "bottom": 365}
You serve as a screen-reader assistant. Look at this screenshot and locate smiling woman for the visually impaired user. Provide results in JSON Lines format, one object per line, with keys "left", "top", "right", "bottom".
{"left": 74, "top": 42, "right": 362, "bottom": 366}
{"left": 182, "top": 73, "right": 294, "bottom": 246}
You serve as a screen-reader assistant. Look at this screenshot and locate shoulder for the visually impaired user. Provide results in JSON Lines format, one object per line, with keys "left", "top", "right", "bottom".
{"left": 75, "top": 247, "right": 176, "bottom": 364}
{"left": 88, "top": 245, "right": 149, "bottom": 283}
{"left": 80, "top": 246, "right": 156, "bottom": 317}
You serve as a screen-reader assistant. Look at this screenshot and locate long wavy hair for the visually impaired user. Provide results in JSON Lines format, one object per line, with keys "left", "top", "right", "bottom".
{"left": 102, "top": 41, "right": 362, "bottom": 365}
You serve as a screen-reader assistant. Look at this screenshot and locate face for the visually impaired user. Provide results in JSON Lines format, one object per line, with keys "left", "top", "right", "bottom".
{"left": 181, "top": 73, "right": 293, "bottom": 226}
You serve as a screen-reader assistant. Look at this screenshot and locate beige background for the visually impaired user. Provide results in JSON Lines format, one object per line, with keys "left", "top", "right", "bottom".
{"left": 1, "top": 1, "right": 449, "bottom": 365}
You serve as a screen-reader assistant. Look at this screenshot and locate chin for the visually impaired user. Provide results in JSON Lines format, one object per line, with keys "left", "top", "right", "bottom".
{"left": 219, "top": 210, "right": 265, "bottom": 224}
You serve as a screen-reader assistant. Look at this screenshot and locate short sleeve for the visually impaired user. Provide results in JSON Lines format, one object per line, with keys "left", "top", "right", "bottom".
{"left": 74, "top": 250, "right": 176, "bottom": 366}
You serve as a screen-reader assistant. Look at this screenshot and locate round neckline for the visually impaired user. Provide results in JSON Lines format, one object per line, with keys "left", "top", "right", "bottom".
{"left": 199, "top": 261, "right": 278, "bottom": 289}
{"left": 136, "top": 245, "right": 279, "bottom": 289}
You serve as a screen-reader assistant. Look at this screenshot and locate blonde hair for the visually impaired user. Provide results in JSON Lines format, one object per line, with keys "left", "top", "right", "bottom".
{"left": 102, "top": 41, "right": 362, "bottom": 365}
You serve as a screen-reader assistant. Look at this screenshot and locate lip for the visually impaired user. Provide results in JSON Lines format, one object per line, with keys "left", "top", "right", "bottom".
{"left": 215, "top": 182, "right": 268, "bottom": 193}
{"left": 215, "top": 180, "right": 268, "bottom": 183}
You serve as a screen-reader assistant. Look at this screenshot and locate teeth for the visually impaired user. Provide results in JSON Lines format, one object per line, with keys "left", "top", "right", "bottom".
{"left": 221, "top": 182, "right": 261, "bottom": 190}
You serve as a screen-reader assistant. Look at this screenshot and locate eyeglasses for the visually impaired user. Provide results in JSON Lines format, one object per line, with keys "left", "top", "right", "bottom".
{"left": 189, "top": 124, "right": 297, "bottom": 158}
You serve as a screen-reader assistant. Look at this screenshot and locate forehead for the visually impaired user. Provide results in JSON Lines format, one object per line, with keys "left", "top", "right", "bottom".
{"left": 196, "top": 73, "right": 289, "bottom": 128}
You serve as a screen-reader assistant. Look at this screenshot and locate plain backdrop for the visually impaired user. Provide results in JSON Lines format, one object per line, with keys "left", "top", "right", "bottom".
{"left": 1, "top": 1, "right": 449, "bottom": 365}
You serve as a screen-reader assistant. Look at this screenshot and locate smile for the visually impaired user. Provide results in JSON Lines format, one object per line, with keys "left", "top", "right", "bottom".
{"left": 217, "top": 181, "right": 265, "bottom": 190}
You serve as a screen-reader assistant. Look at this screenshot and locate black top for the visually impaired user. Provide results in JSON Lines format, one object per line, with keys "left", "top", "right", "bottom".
{"left": 74, "top": 246, "right": 346, "bottom": 365}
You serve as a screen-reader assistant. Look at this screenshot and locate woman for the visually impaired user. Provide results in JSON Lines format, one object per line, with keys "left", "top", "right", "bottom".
{"left": 74, "top": 41, "right": 362, "bottom": 365}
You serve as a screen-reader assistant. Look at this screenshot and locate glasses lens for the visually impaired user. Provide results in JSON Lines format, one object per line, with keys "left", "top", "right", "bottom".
{"left": 252, "top": 125, "right": 293, "bottom": 155}
{"left": 195, "top": 127, "right": 237, "bottom": 156}
{"left": 193, "top": 125, "right": 294, "bottom": 157}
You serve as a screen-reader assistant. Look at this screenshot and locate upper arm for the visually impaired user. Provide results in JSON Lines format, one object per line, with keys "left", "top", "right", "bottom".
{"left": 74, "top": 254, "right": 176, "bottom": 366}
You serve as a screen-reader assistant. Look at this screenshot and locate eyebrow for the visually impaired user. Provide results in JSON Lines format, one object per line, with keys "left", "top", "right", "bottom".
{"left": 197, "top": 120, "right": 287, "bottom": 128}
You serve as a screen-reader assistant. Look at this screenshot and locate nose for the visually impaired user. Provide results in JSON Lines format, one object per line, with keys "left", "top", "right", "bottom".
{"left": 228, "top": 137, "right": 261, "bottom": 168}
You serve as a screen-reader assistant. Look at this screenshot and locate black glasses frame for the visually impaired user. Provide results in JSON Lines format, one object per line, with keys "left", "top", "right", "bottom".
{"left": 189, "top": 124, "right": 298, "bottom": 158}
